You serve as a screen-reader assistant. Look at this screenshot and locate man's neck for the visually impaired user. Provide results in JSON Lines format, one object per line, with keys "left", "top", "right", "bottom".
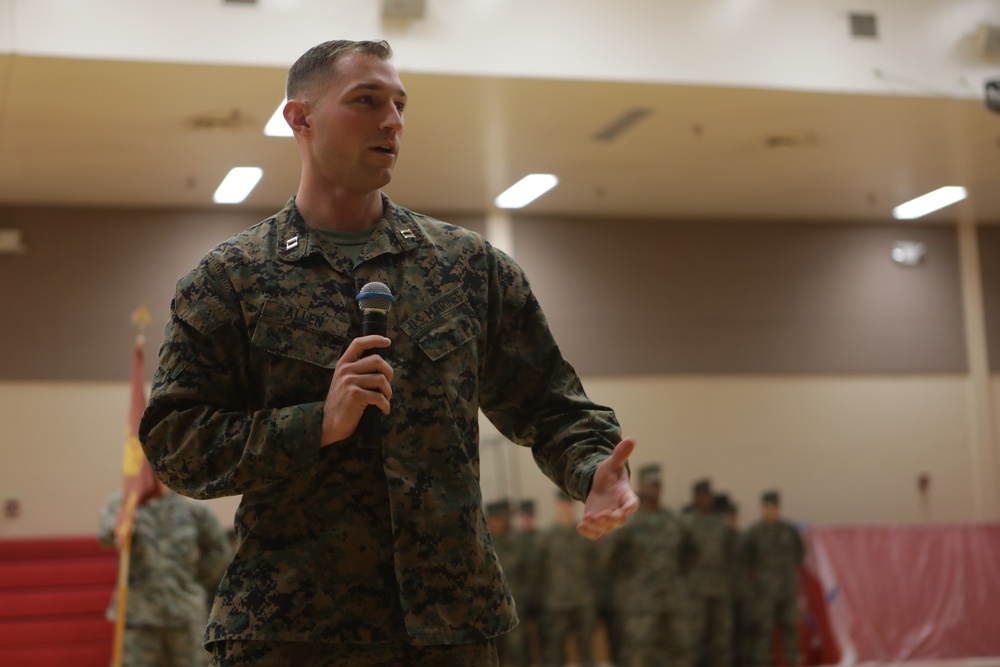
{"left": 294, "top": 186, "right": 385, "bottom": 232}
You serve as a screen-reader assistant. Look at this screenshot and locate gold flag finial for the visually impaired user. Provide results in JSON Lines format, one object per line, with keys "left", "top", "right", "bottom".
{"left": 131, "top": 303, "right": 152, "bottom": 335}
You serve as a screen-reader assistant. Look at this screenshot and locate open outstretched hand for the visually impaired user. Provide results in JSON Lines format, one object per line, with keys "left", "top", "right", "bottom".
{"left": 577, "top": 438, "right": 639, "bottom": 540}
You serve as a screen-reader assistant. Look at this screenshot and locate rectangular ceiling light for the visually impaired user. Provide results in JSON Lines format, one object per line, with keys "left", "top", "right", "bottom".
{"left": 264, "top": 99, "right": 293, "bottom": 137}
{"left": 892, "top": 186, "right": 967, "bottom": 219}
{"left": 494, "top": 174, "right": 559, "bottom": 209}
{"left": 214, "top": 167, "right": 264, "bottom": 204}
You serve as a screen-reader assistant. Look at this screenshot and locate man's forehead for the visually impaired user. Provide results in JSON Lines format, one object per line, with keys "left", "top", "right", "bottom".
{"left": 335, "top": 53, "right": 405, "bottom": 94}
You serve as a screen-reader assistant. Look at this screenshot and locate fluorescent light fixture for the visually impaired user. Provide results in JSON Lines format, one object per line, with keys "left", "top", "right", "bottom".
{"left": 494, "top": 174, "right": 559, "bottom": 209}
{"left": 264, "top": 99, "right": 293, "bottom": 137}
{"left": 213, "top": 167, "right": 263, "bottom": 204}
{"left": 892, "top": 186, "right": 967, "bottom": 220}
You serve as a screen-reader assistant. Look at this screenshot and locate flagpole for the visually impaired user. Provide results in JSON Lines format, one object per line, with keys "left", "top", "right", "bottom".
{"left": 111, "top": 498, "right": 135, "bottom": 667}
{"left": 111, "top": 305, "right": 152, "bottom": 667}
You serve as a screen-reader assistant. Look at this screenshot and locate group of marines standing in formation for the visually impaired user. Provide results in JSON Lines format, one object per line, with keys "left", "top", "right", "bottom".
{"left": 488, "top": 465, "right": 805, "bottom": 667}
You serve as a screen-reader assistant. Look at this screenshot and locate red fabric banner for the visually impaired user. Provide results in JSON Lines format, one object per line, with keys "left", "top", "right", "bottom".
{"left": 803, "top": 524, "right": 1000, "bottom": 663}
{"left": 112, "top": 336, "right": 159, "bottom": 544}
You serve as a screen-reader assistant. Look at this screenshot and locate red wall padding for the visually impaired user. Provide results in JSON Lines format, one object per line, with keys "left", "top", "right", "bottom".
{"left": 0, "top": 640, "right": 112, "bottom": 667}
{"left": 0, "top": 586, "right": 111, "bottom": 618}
{"left": 0, "top": 537, "right": 109, "bottom": 561}
{"left": 0, "top": 536, "right": 115, "bottom": 666}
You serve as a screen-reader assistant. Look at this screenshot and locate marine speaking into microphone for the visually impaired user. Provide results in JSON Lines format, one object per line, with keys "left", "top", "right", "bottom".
{"left": 138, "top": 38, "right": 639, "bottom": 666}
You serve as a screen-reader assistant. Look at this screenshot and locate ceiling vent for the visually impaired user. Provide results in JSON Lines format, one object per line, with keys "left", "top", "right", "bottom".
{"left": 383, "top": 0, "right": 426, "bottom": 19}
{"left": 763, "top": 132, "right": 818, "bottom": 149}
{"left": 190, "top": 110, "right": 246, "bottom": 130}
{"left": 591, "top": 107, "right": 653, "bottom": 143}
{"left": 850, "top": 12, "right": 878, "bottom": 39}
{"left": 977, "top": 23, "right": 1000, "bottom": 57}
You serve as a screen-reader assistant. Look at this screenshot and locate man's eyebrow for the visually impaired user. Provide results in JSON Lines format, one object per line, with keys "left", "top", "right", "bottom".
{"left": 349, "top": 82, "right": 408, "bottom": 97}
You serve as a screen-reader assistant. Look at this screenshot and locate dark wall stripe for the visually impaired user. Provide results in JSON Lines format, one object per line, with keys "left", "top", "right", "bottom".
{"left": 0, "top": 205, "right": 973, "bottom": 379}
{"left": 0, "top": 206, "right": 484, "bottom": 381}
{"left": 513, "top": 216, "right": 967, "bottom": 375}
{"left": 978, "top": 226, "right": 1000, "bottom": 373}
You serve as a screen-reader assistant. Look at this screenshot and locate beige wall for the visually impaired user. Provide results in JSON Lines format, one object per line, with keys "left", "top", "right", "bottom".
{"left": 0, "top": 381, "right": 240, "bottom": 538}
{"left": 484, "top": 374, "right": 983, "bottom": 531}
{"left": 2, "top": 373, "right": 986, "bottom": 538}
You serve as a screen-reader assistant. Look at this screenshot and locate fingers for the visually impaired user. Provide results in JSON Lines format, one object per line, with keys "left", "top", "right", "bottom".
{"left": 607, "top": 437, "right": 636, "bottom": 471}
{"left": 577, "top": 510, "right": 629, "bottom": 540}
{"left": 342, "top": 335, "right": 392, "bottom": 363}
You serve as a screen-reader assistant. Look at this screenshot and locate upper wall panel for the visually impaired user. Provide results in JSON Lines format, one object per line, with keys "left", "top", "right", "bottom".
{"left": 0, "top": 206, "right": 486, "bottom": 381}
{"left": 978, "top": 226, "right": 1000, "bottom": 372}
{"left": 514, "top": 217, "right": 967, "bottom": 374}
{"left": 3, "top": 0, "right": 999, "bottom": 97}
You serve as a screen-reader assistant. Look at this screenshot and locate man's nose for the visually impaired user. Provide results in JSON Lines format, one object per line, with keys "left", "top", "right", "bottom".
{"left": 381, "top": 104, "right": 404, "bottom": 131}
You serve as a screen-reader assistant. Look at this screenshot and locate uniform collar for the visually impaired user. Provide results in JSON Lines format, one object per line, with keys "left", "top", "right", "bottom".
{"left": 275, "top": 194, "right": 424, "bottom": 263}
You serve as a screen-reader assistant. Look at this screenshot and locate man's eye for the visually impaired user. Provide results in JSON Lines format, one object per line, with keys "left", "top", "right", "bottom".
{"left": 357, "top": 96, "right": 373, "bottom": 104}
{"left": 395, "top": 103, "right": 406, "bottom": 113}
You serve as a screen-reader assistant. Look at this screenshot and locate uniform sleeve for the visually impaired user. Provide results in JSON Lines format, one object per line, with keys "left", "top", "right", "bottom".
{"left": 97, "top": 492, "right": 122, "bottom": 549}
{"left": 793, "top": 525, "right": 806, "bottom": 566}
{"left": 192, "top": 503, "right": 232, "bottom": 597}
{"left": 679, "top": 523, "right": 699, "bottom": 573}
{"left": 139, "top": 255, "right": 323, "bottom": 499}
{"left": 477, "top": 243, "right": 622, "bottom": 501}
{"left": 739, "top": 527, "right": 758, "bottom": 572}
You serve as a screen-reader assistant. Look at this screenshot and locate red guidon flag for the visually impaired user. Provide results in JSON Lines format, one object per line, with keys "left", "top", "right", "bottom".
{"left": 113, "top": 320, "right": 161, "bottom": 544}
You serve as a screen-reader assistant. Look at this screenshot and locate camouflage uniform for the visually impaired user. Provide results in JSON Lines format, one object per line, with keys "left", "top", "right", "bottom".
{"left": 493, "top": 525, "right": 530, "bottom": 666}
{"left": 98, "top": 491, "right": 230, "bottom": 667}
{"left": 730, "top": 526, "right": 753, "bottom": 667}
{"left": 594, "top": 536, "right": 623, "bottom": 666}
{"left": 606, "top": 507, "right": 697, "bottom": 667}
{"left": 514, "top": 502, "right": 545, "bottom": 665}
{"left": 740, "top": 519, "right": 804, "bottom": 667}
{"left": 139, "top": 196, "right": 621, "bottom": 656}
{"left": 686, "top": 512, "right": 736, "bottom": 667}
{"left": 538, "top": 523, "right": 598, "bottom": 667}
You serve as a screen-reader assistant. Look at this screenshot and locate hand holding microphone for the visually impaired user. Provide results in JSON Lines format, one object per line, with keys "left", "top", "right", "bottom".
{"left": 319, "top": 282, "right": 394, "bottom": 447}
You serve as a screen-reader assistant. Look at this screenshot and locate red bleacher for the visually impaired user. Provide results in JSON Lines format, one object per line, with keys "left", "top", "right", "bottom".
{"left": 0, "top": 536, "right": 116, "bottom": 667}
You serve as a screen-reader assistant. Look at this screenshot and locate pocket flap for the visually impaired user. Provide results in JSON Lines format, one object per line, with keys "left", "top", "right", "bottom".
{"left": 251, "top": 300, "right": 349, "bottom": 369}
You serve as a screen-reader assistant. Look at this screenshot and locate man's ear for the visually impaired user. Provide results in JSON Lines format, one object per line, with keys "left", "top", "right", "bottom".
{"left": 283, "top": 99, "right": 310, "bottom": 134}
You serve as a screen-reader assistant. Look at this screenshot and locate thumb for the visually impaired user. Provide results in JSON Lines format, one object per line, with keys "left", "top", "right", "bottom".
{"left": 606, "top": 437, "right": 636, "bottom": 471}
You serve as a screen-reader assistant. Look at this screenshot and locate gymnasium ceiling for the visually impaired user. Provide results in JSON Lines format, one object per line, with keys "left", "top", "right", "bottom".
{"left": 0, "top": 53, "right": 998, "bottom": 222}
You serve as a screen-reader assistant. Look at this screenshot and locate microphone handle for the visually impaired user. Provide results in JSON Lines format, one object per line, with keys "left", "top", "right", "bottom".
{"left": 358, "top": 309, "right": 388, "bottom": 446}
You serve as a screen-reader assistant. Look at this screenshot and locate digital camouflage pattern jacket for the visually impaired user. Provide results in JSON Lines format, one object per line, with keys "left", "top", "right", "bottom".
{"left": 139, "top": 196, "right": 621, "bottom": 646}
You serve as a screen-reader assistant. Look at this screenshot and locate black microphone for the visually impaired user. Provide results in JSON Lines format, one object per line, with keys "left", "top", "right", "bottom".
{"left": 355, "top": 282, "right": 394, "bottom": 445}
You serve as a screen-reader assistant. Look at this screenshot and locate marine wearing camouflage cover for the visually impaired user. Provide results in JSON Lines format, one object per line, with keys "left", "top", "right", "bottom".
{"left": 741, "top": 518, "right": 805, "bottom": 667}
{"left": 491, "top": 526, "right": 529, "bottom": 666}
{"left": 98, "top": 490, "right": 230, "bottom": 666}
{"left": 539, "top": 522, "right": 598, "bottom": 667}
{"left": 606, "top": 506, "right": 697, "bottom": 667}
{"left": 687, "top": 511, "right": 736, "bottom": 667}
{"left": 139, "top": 195, "right": 621, "bottom": 648}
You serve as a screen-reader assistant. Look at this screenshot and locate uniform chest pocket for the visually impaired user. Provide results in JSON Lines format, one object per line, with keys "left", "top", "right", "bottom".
{"left": 401, "top": 290, "right": 480, "bottom": 361}
{"left": 250, "top": 300, "right": 350, "bottom": 368}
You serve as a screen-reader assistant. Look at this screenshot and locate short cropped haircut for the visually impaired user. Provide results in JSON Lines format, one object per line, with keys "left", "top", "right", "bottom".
{"left": 286, "top": 40, "right": 393, "bottom": 99}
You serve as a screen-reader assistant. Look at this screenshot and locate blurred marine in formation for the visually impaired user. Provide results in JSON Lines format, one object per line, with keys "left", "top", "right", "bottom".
{"left": 539, "top": 491, "right": 598, "bottom": 667}
{"left": 605, "top": 464, "right": 697, "bottom": 667}
{"left": 488, "top": 500, "right": 529, "bottom": 667}
{"left": 740, "top": 491, "right": 805, "bottom": 667}
{"left": 686, "top": 479, "right": 737, "bottom": 667}
{"left": 98, "top": 480, "right": 230, "bottom": 667}
{"left": 515, "top": 498, "right": 544, "bottom": 663}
